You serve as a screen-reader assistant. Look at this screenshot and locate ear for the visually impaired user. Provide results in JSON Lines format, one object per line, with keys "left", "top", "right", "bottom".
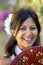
{"left": 11, "top": 29, "right": 15, "bottom": 36}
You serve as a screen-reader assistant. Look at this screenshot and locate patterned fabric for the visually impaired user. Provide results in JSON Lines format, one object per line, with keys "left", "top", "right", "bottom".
{"left": 10, "top": 46, "right": 43, "bottom": 65}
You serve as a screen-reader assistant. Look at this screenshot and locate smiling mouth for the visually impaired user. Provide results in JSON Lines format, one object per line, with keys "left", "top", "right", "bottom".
{"left": 22, "top": 37, "right": 33, "bottom": 42}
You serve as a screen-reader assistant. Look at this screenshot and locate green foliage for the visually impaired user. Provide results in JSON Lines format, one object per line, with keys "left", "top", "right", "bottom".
{"left": 13, "top": 5, "right": 21, "bottom": 12}
{"left": 27, "top": 0, "right": 32, "bottom": 2}
{"left": 40, "top": 5, "right": 43, "bottom": 14}
{"left": 0, "top": 4, "right": 9, "bottom": 10}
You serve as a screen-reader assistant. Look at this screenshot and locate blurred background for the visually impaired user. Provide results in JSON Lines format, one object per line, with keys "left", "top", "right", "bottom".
{"left": 0, "top": 0, "right": 43, "bottom": 58}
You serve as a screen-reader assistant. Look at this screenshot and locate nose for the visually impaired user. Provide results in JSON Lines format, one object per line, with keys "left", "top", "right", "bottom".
{"left": 25, "top": 29, "right": 32, "bottom": 36}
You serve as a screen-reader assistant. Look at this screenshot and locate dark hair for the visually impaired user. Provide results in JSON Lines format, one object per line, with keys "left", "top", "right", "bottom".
{"left": 5, "top": 8, "right": 41, "bottom": 57}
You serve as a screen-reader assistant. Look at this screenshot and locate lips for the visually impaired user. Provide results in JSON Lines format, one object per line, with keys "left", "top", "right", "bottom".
{"left": 22, "top": 37, "right": 33, "bottom": 42}
{"left": 24, "top": 38, "right": 32, "bottom": 41}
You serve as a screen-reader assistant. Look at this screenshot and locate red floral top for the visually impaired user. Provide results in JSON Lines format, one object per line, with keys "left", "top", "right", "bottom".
{"left": 10, "top": 46, "right": 43, "bottom": 65}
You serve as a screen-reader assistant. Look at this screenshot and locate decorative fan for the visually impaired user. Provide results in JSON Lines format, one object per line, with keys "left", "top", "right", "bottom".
{"left": 10, "top": 46, "right": 43, "bottom": 65}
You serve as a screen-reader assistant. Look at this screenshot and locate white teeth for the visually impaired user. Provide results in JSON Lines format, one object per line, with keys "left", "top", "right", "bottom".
{"left": 24, "top": 38, "right": 31, "bottom": 41}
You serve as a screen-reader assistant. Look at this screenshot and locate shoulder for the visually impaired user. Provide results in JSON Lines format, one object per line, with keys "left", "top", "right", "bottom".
{"left": 0, "top": 58, "right": 12, "bottom": 65}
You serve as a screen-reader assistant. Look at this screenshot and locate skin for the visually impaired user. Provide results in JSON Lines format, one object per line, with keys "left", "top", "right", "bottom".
{"left": 12, "top": 17, "right": 38, "bottom": 50}
{"left": 0, "top": 58, "right": 11, "bottom": 65}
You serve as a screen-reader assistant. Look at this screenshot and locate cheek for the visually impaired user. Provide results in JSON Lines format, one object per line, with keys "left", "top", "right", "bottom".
{"left": 16, "top": 32, "right": 23, "bottom": 41}
{"left": 16, "top": 31, "right": 24, "bottom": 45}
{"left": 33, "top": 30, "right": 38, "bottom": 38}
{"left": 17, "top": 31, "right": 25, "bottom": 38}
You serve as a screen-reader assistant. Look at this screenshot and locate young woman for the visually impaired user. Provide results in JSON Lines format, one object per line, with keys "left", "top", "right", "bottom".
{"left": 0, "top": 8, "right": 41, "bottom": 65}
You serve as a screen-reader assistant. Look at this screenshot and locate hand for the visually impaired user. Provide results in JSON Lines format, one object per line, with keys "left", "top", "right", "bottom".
{"left": 0, "top": 58, "right": 11, "bottom": 65}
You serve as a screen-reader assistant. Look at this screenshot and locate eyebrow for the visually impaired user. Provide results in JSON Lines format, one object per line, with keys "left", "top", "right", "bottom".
{"left": 21, "top": 24, "right": 36, "bottom": 27}
{"left": 20, "top": 25, "right": 26, "bottom": 28}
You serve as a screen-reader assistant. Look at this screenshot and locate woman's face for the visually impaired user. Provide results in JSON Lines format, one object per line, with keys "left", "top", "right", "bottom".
{"left": 15, "top": 17, "right": 38, "bottom": 50}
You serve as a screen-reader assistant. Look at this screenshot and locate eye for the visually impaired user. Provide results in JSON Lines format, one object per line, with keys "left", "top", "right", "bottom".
{"left": 19, "top": 27, "right": 26, "bottom": 31}
{"left": 30, "top": 27, "right": 37, "bottom": 31}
